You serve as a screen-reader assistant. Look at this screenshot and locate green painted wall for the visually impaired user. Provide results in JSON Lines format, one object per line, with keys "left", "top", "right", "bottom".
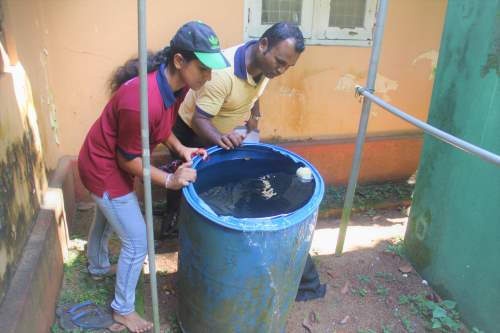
{"left": 405, "top": 1, "right": 500, "bottom": 331}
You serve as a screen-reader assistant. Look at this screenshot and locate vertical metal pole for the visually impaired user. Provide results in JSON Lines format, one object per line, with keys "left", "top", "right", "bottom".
{"left": 335, "top": 0, "right": 389, "bottom": 256}
{"left": 138, "top": 1, "right": 161, "bottom": 331}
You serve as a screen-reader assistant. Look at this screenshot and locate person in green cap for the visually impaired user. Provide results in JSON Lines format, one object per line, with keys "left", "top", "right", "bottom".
{"left": 77, "top": 21, "right": 228, "bottom": 332}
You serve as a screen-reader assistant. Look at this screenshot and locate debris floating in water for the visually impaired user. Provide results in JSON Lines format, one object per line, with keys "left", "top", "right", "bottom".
{"left": 259, "top": 175, "right": 277, "bottom": 199}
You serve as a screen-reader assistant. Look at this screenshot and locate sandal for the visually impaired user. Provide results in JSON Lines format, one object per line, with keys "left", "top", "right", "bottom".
{"left": 56, "top": 301, "right": 125, "bottom": 331}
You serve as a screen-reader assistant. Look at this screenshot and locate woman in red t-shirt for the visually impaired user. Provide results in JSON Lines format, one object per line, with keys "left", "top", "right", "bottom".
{"left": 77, "top": 21, "right": 228, "bottom": 332}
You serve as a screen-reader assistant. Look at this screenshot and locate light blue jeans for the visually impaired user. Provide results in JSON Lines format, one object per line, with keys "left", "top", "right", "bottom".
{"left": 87, "top": 191, "right": 147, "bottom": 315}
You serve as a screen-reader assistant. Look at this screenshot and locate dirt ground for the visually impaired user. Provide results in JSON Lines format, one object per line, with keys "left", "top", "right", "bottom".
{"left": 144, "top": 207, "right": 468, "bottom": 333}
{"left": 65, "top": 205, "right": 469, "bottom": 333}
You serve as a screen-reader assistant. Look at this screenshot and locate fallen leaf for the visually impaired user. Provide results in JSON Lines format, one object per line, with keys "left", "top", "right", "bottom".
{"left": 341, "top": 281, "right": 350, "bottom": 294}
{"left": 399, "top": 264, "right": 413, "bottom": 273}
{"left": 302, "top": 310, "right": 320, "bottom": 332}
{"left": 302, "top": 319, "right": 313, "bottom": 333}
{"left": 340, "top": 315, "right": 350, "bottom": 325}
{"left": 426, "top": 292, "right": 443, "bottom": 303}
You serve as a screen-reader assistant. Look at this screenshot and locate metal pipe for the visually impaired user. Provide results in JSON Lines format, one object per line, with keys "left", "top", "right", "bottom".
{"left": 138, "top": 1, "right": 161, "bottom": 331}
{"left": 356, "top": 87, "right": 500, "bottom": 166}
{"left": 335, "top": 0, "right": 389, "bottom": 256}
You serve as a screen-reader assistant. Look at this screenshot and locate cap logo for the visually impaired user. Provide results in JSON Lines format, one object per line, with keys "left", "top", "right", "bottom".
{"left": 208, "top": 35, "right": 219, "bottom": 49}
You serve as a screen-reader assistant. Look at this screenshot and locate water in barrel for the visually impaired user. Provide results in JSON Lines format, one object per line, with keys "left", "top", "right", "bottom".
{"left": 197, "top": 161, "right": 315, "bottom": 218}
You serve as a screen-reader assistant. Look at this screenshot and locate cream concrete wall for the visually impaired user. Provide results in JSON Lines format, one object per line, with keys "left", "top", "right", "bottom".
{"left": 2, "top": 0, "right": 62, "bottom": 169}
{"left": 24, "top": 0, "right": 446, "bottom": 159}
{"left": 0, "top": 0, "right": 49, "bottom": 300}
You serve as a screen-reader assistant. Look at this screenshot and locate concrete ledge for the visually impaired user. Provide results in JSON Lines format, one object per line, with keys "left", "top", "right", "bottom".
{"left": 0, "top": 209, "right": 64, "bottom": 333}
{"left": 0, "top": 156, "right": 76, "bottom": 333}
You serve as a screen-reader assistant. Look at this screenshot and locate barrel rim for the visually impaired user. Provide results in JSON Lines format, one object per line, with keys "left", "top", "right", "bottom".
{"left": 182, "top": 143, "right": 325, "bottom": 231}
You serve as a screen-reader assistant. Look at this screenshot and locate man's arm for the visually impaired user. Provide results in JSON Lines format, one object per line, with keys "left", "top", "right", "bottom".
{"left": 246, "top": 100, "right": 261, "bottom": 132}
{"left": 192, "top": 108, "right": 245, "bottom": 150}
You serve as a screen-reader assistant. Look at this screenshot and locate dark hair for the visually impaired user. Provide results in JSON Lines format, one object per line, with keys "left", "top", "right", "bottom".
{"left": 260, "top": 22, "right": 305, "bottom": 54}
{"left": 109, "top": 47, "right": 196, "bottom": 93}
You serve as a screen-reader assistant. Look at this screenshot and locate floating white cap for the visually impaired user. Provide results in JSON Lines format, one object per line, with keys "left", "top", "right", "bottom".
{"left": 296, "top": 167, "right": 313, "bottom": 182}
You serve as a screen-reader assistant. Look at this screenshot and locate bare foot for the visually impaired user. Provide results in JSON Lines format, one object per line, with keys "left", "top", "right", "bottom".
{"left": 90, "top": 264, "right": 117, "bottom": 281}
{"left": 113, "top": 311, "right": 153, "bottom": 333}
{"left": 108, "top": 322, "right": 126, "bottom": 332}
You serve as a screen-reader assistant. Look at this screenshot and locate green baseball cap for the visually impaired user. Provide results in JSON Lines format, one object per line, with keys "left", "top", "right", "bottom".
{"left": 170, "top": 21, "right": 229, "bottom": 69}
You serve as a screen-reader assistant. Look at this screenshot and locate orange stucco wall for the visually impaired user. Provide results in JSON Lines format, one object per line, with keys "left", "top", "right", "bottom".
{"left": 280, "top": 135, "right": 423, "bottom": 185}
{"left": 2, "top": 0, "right": 447, "bottom": 182}
{"left": 31, "top": 0, "right": 445, "bottom": 159}
{"left": 260, "top": 1, "right": 446, "bottom": 140}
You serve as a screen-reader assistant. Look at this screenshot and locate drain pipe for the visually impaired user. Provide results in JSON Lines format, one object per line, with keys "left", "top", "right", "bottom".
{"left": 335, "top": 0, "right": 389, "bottom": 256}
{"left": 138, "top": 0, "right": 161, "bottom": 331}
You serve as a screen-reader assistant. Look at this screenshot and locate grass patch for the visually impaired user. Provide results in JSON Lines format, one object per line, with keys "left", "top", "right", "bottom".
{"left": 385, "top": 237, "right": 405, "bottom": 257}
{"left": 51, "top": 246, "right": 115, "bottom": 332}
{"left": 320, "top": 181, "right": 414, "bottom": 212}
{"left": 52, "top": 236, "right": 145, "bottom": 332}
{"left": 351, "top": 287, "right": 368, "bottom": 297}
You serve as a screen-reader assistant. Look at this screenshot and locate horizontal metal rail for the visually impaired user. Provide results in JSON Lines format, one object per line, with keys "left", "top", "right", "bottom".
{"left": 356, "top": 86, "right": 500, "bottom": 167}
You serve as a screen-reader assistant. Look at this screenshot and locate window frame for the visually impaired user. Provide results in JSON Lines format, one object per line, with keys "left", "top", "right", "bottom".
{"left": 245, "top": 0, "right": 313, "bottom": 38}
{"left": 244, "top": 0, "right": 378, "bottom": 47}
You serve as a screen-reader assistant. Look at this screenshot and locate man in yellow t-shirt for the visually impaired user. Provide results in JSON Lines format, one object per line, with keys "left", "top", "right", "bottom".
{"left": 172, "top": 22, "right": 305, "bottom": 149}
{"left": 163, "top": 22, "right": 327, "bottom": 303}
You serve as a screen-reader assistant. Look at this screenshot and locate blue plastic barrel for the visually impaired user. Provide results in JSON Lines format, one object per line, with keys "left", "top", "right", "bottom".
{"left": 177, "top": 144, "right": 324, "bottom": 333}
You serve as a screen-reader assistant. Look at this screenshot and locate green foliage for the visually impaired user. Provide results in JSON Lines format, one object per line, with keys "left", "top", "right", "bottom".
{"left": 380, "top": 323, "right": 394, "bottom": 333}
{"left": 351, "top": 287, "right": 368, "bottom": 297}
{"left": 401, "top": 315, "right": 415, "bottom": 333}
{"left": 357, "top": 274, "right": 371, "bottom": 284}
{"left": 59, "top": 249, "right": 114, "bottom": 307}
{"left": 398, "top": 293, "right": 462, "bottom": 332}
{"left": 385, "top": 238, "right": 405, "bottom": 257}
{"left": 375, "top": 271, "right": 396, "bottom": 282}
{"left": 54, "top": 244, "right": 128, "bottom": 332}
{"left": 376, "top": 284, "right": 390, "bottom": 297}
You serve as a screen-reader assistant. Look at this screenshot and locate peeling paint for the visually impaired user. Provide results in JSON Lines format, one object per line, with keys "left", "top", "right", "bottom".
{"left": 335, "top": 73, "right": 358, "bottom": 92}
{"left": 278, "top": 86, "right": 305, "bottom": 99}
{"left": 412, "top": 50, "right": 439, "bottom": 80}
{"left": 375, "top": 74, "right": 399, "bottom": 101}
{"left": 335, "top": 72, "right": 399, "bottom": 101}
{"left": 39, "top": 47, "right": 60, "bottom": 144}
